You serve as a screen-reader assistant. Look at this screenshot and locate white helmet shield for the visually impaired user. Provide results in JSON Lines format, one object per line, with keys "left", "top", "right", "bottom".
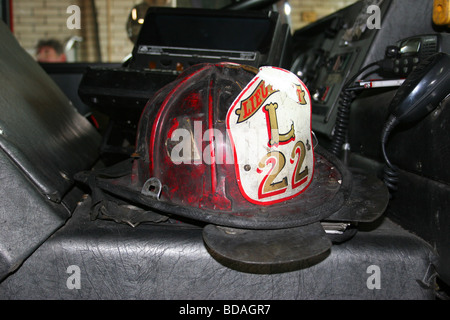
{"left": 227, "top": 66, "right": 314, "bottom": 205}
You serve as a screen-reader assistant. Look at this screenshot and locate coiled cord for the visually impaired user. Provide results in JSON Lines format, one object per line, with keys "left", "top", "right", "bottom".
{"left": 329, "top": 61, "right": 381, "bottom": 158}
{"left": 330, "top": 88, "right": 355, "bottom": 157}
{"left": 381, "top": 115, "right": 400, "bottom": 197}
{"left": 382, "top": 163, "right": 399, "bottom": 196}
{"left": 330, "top": 60, "right": 402, "bottom": 197}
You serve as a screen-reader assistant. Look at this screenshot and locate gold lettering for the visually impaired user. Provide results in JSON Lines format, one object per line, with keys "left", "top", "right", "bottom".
{"left": 264, "top": 103, "right": 295, "bottom": 147}
{"left": 258, "top": 151, "right": 288, "bottom": 197}
{"left": 296, "top": 84, "right": 307, "bottom": 105}
{"left": 235, "top": 81, "right": 278, "bottom": 123}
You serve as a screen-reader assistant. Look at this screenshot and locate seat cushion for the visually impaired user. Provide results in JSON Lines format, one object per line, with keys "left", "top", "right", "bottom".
{"left": 0, "top": 195, "right": 437, "bottom": 300}
{"left": 0, "top": 21, "right": 101, "bottom": 281}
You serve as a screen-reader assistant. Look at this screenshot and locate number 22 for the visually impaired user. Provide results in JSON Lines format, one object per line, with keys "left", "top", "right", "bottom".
{"left": 257, "top": 141, "right": 309, "bottom": 199}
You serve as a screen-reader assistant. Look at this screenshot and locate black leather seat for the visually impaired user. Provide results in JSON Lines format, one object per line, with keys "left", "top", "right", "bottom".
{"left": 0, "top": 195, "right": 438, "bottom": 299}
{"left": 0, "top": 21, "right": 101, "bottom": 281}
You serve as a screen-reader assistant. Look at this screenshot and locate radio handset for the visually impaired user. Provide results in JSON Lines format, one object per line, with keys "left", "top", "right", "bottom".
{"left": 381, "top": 52, "right": 450, "bottom": 195}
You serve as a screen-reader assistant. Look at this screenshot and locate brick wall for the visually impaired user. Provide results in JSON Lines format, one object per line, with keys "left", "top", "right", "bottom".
{"left": 12, "top": 0, "right": 145, "bottom": 62}
{"left": 12, "top": 0, "right": 358, "bottom": 62}
{"left": 290, "top": 0, "right": 358, "bottom": 30}
{"left": 13, "top": 0, "right": 84, "bottom": 58}
{"left": 77, "top": 0, "right": 142, "bottom": 62}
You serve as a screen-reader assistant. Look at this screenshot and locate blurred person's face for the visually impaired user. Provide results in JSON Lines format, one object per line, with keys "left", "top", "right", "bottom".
{"left": 36, "top": 46, "right": 66, "bottom": 62}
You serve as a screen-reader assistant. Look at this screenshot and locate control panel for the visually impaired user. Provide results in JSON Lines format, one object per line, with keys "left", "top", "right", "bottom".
{"left": 290, "top": 0, "right": 438, "bottom": 139}
{"left": 382, "top": 34, "right": 450, "bottom": 77}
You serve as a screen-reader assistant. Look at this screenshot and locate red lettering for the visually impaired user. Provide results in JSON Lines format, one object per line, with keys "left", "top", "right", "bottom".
{"left": 250, "top": 95, "right": 257, "bottom": 113}
{"left": 255, "top": 89, "right": 262, "bottom": 107}
{"left": 261, "top": 83, "right": 269, "bottom": 99}
{"left": 242, "top": 101, "right": 251, "bottom": 119}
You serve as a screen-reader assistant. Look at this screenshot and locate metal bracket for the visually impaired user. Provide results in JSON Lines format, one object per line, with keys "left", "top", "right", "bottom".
{"left": 141, "top": 177, "right": 162, "bottom": 199}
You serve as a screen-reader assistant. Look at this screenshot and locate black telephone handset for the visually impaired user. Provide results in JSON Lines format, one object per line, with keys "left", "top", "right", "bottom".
{"left": 388, "top": 52, "right": 450, "bottom": 124}
{"left": 382, "top": 52, "right": 450, "bottom": 196}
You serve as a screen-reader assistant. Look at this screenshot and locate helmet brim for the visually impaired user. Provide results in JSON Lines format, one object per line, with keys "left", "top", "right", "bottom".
{"left": 76, "top": 145, "right": 388, "bottom": 230}
{"left": 202, "top": 222, "right": 331, "bottom": 273}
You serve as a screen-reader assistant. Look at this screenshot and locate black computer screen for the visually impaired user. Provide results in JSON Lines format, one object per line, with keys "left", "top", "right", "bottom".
{"left": 135, "top": 8, "right": 275, "bottom": 54}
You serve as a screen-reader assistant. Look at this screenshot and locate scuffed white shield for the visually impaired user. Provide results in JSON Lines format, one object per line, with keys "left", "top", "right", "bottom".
{"left": 226, "top": 67, "right": 314, "bottom": 205}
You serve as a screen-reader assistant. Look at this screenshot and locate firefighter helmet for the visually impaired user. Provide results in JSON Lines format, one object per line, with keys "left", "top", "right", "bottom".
{"left": 79, "top": 62, "right": 389, "bottom": 269}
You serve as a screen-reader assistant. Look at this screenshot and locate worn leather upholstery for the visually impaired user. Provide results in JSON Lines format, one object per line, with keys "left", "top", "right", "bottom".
{"left": 0, "top": 21, "right": 101, "bottom": 281}
{"left": 0, "top": 195, "right": 437, "bottom": 299}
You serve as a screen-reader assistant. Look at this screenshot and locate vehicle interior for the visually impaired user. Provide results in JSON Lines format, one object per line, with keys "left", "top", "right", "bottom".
{"left": 0, "top": 0, "right": 449, "bottom": 301}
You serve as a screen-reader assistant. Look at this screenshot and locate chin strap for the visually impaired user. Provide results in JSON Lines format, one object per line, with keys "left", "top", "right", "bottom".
{"left": 76, "top": 158, "right": 169, "bottom": 228}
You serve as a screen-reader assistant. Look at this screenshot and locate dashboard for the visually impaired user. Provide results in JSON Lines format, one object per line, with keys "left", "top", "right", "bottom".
{"left": 290, "top": 0, "right": 437, "bottom": 139}
{"left": 289, "top": 0, "right": 450, "bottom": 287}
